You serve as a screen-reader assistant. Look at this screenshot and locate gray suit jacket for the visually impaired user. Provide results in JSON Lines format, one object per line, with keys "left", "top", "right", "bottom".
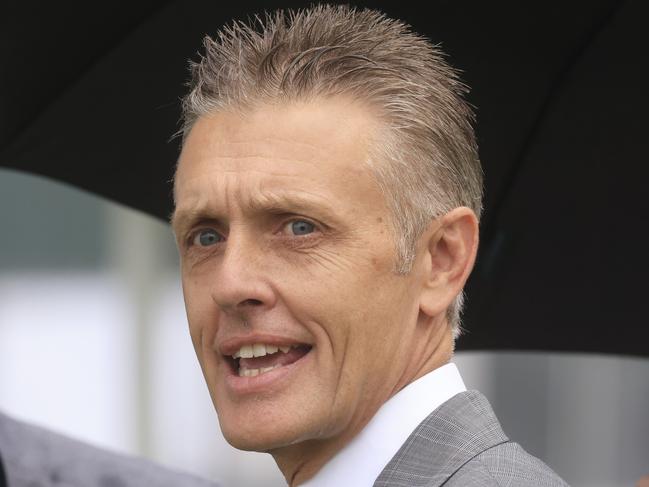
{"left": 0, "top": 411, "right": 219, "bottom": 487}
{"left": 374, "top": 390, "right": 569, "bottom": 486}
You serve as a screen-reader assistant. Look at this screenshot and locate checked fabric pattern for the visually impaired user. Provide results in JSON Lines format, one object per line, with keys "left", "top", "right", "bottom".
{"left": 374, "top": 390, "right": 570, "bottom": 487}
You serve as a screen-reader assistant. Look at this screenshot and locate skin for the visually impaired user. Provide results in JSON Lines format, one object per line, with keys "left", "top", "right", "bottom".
{"left": 172, "top": 96, "right": 479, "bottom": 485}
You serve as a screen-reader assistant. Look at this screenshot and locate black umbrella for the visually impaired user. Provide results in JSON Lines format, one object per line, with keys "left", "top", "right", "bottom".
{"left": 1, "top": 0, "right": 647, "bottom": 356}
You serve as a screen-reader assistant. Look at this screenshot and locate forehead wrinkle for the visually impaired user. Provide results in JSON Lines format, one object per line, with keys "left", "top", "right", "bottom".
{"left": 188, "top": 134, "right": 331, "bottom": 168}
{"left": 211, "top": 154, "right": 324, "bottom": 170}
{"left": 210, "top": 135, "right": 327, "bottom": 154}
{"left": 172, "top": 174, "right": 339, "bottom": 235}
{"left": 175, "top": 142, "right": 352, "bottom": 210}
{"left": 246, "top": 189, "right": 339, "bottom": 217}
{"left": 177, "top": 153, "right": 326, "bottom": 188}
{"left": 175, "top": 165, "right": 321, "bottom": 206}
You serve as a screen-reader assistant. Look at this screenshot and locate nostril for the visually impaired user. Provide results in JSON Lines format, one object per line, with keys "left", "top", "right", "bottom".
{"left": 241, "top": 298, "right": 263, "bottom": 306}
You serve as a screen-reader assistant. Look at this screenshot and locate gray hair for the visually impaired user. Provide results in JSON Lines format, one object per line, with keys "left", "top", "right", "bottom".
{"left": 180, "top": 4, "right": 483, "bottom": 336}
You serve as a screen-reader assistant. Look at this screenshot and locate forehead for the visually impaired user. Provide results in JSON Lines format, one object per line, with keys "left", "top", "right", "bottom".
{"left": 173, "top": 98, "right": 385, "bottom": 219}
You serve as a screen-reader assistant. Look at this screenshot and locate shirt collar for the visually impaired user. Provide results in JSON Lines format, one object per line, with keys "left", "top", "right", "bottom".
{"left": 301, "top": 362, "right": 467, "bottom": 487}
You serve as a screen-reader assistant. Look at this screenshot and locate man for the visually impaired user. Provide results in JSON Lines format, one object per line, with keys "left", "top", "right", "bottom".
{"left": 171, "top": 5, "right": 569, "bottom": 486}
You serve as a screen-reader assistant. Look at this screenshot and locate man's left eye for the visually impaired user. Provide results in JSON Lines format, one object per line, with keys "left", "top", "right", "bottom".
{"left": 285, "top": 220, "right": 316, "bottom": 236}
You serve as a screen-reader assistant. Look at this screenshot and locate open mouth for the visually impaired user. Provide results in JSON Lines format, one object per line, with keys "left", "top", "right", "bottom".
{"left": 226, "top": 343, "right": 312, "bottom": 377}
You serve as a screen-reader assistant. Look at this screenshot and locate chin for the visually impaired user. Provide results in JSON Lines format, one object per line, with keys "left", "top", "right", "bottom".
{"left": 219, "top": 414, "right": 309, "bottom": 452}
{"left": 215, "top": 392, "right": 340, "bottom": 454}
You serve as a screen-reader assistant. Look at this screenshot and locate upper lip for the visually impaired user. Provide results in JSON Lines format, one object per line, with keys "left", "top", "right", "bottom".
{"left": 217, "top": 334, "right": 312, "bottom": 357}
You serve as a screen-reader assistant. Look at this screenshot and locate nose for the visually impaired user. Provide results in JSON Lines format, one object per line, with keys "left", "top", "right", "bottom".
{"left": 209, "top": 232, "right": 276, "bottom": 314}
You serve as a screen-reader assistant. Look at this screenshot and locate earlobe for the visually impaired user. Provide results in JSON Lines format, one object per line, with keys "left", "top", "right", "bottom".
{"left": 419, "top": 207, "right": 479, "bottom": 319}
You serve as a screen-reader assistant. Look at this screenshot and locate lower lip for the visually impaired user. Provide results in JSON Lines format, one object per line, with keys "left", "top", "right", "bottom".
{"left": 224, "top": 349, "right": 313, "bottom": 395}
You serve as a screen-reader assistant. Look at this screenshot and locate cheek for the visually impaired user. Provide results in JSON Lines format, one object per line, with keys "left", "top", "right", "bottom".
{"left": 181, "top": 277, "right": 214, "bottom": 354}
{"left": 279, "top": 268, "right": 403, "bottom": 351}
{"left": 279, "top": 241, "right": 399, "bottom": 313}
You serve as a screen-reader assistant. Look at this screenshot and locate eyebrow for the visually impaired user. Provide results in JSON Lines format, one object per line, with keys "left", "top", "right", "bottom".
{"left": 170, "top": 192, "right": 337, "bottom": 235}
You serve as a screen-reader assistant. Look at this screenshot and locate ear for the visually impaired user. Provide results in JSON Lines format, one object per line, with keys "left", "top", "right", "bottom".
{"left": 418, "top": 207, "right": 479, "bottom": 318}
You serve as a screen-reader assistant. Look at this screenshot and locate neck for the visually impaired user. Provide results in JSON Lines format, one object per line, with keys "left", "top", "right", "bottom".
{"left": 272, "top": 436, "right": 353, "bottom": 486}
{"left": 271, "top": 316, "right": 455, "bottom": 486}
{"left": 402, "top": 314, "right": 455, "bottom": 386}
{"left": 271, "top": 395, "right": 385, "bottom": 486}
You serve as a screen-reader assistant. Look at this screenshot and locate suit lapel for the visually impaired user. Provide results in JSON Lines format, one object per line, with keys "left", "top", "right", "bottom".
{"left": 374, "top": 390, "right": 509, "bottom": 487}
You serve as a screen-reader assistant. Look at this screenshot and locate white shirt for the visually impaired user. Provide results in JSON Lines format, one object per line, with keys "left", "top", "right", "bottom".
{"left": 301, "top": 363, "right": 467, "bottom": 487}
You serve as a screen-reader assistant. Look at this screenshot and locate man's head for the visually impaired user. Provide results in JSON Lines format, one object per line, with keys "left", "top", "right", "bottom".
{"left": 172, "top": 5, "right": 482, "bottom": 483}
{"left": 180, "top": 5, "right": 482, "bottom": 333}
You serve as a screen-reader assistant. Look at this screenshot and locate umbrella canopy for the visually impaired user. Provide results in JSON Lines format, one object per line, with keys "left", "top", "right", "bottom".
{"left": 1, "top": 0, "right": 647, "bottom": 356}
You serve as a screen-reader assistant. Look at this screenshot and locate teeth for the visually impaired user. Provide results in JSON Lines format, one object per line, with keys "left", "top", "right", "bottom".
{"left": 232, "top": 343, "right": 299, "bottom": 359}
{"left": 239, "top": 345, "right": 253, "bottom": 359}
{"left": 252, "top": 343, "right": 266, "bottom": 357}
{"left": 238, "top": 364, "right": 281, "bottom": 377}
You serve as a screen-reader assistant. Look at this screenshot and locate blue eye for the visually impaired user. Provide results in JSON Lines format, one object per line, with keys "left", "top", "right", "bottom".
{"left": 289, "top": 220, "right": 315, "bottom": 236}
{"left": 193, "top": 229, "right": 222, "bottom": 247}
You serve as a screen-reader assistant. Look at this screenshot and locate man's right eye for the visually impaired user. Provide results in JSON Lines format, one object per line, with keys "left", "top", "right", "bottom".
{"left": 192, "top": 229, "right": 223, "bottom": 247}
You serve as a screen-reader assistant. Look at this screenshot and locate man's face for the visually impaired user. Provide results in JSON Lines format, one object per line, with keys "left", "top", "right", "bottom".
{"left": 173, "top": 98, "right": 429, "bottom": 453}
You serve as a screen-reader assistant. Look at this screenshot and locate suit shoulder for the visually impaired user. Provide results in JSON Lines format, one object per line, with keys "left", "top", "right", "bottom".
{"left": 444, "top": 441, "right": 570, "bottom": 487}
{"left": 0, "top": 411, "right": 219, "bottom": 487}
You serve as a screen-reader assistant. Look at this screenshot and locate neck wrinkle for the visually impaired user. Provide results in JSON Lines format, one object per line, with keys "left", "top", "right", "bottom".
{"left": 274, "top": 438, "right": 338, "bottom": 487}
{"left": 275, "top": 315, "right": 454, "bottom": 486}
{"left": 393, "top": 314, "right": 454, "bottom": 398}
